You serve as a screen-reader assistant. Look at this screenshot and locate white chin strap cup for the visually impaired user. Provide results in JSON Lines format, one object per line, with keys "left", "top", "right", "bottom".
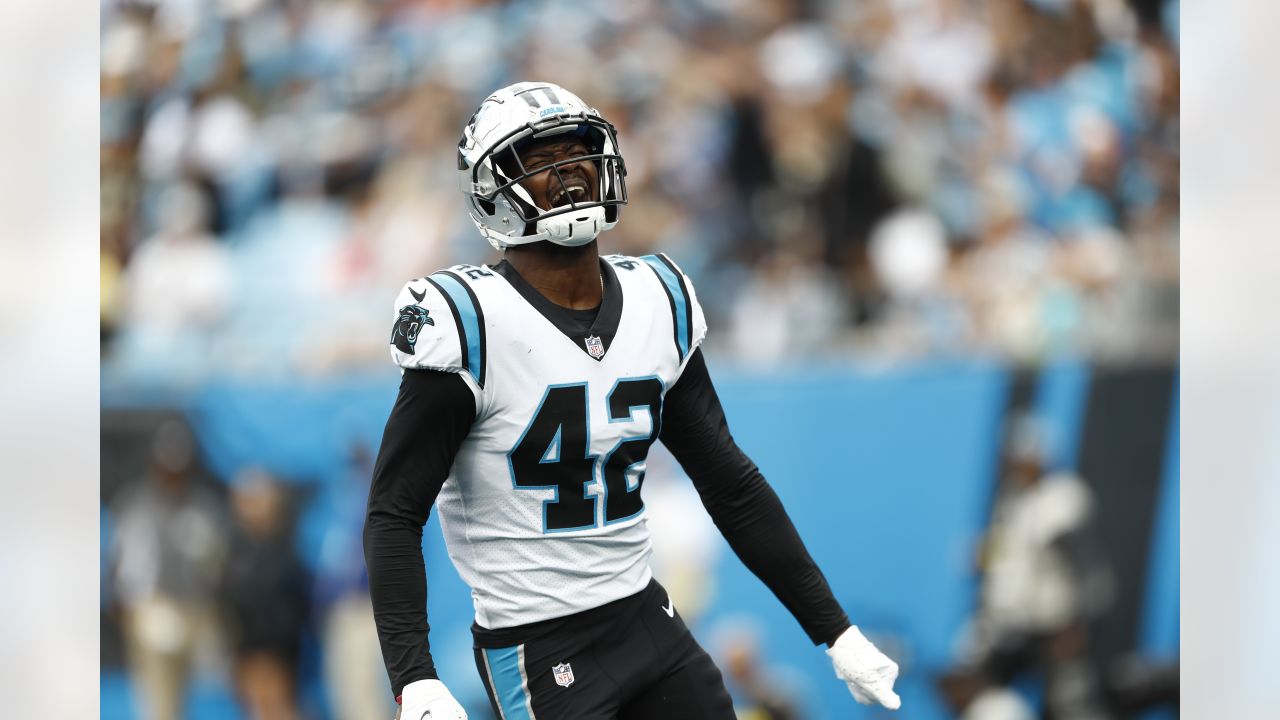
{"left": 538, "top": 206, "right": 606, "bottom": 247}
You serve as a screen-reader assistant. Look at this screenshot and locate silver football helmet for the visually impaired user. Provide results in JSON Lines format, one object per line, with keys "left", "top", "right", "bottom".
{"left": 457, "top": 81, "right": 628, "bottom": 250}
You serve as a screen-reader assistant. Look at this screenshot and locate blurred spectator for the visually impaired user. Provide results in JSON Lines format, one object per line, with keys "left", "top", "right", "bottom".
{"left": 221, "top": 469, "right": 310, "bottom": 720}
{"left": 879, "top": 0, "right": 996, "bottom": 108}
{"left": 126, "top": 181, "right": 230, "bottom": 327}
{"left": 957, "top": 172, "right": 1056, "bottom": 360}
{"left": 107, "top": 420, "right": 228, "bottom": 720}
{"left": 115, "top": 179, "right": 232, "bottom": 376}
{"left": 726, "top": 251, "right": 847, "bottom": 366}
{"left": 1105, "top": 654, "right": 1178, "bottom": 715}
{"left": 313, "top": 444, "right": 393, "bottom": 720}
{"left": 715, "top": 622, "right": 807, "bottom": 720}
{"left": 938, "top": 663, "right": 1037, "bottom": 720}
{"left": 957, "top": 415, "right": 1114, "bottom": 720}
{"left": 866, "top": 208, "right": 969, "bottom": 355}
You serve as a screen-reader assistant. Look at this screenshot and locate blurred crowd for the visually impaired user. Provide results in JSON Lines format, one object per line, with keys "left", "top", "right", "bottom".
{"left": 99, "top": 0, "right": 1180, "bottom": 717}
{"left": 100, "top": 0, "right": 1179, "bottom": 382}
{"left": 103, "top": 419, "right": 827, "bottom": 720}
{"left": 942, "top": 415, "right": 1115, "bottom": 720}
{"left": 101, "top": 417, "right": 799, "bottom": 720}
{"left": 103, "top": 409, "right": 1179, "bottom": 720}
{"left": 937, "top": 412, "right": 1178, "bottom": 720}
{"left": 104, "top": 420, "right": 395, "bottom": 720}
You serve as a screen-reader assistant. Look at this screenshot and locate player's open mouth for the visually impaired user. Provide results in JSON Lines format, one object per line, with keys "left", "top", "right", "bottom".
{"left": 550, "top": 178, "right": 590, "bottom": 207}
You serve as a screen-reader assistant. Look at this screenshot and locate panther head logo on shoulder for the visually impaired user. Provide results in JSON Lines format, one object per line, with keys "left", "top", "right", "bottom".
{"left": 392, "top": 305, "right": 434, "bottom": 354}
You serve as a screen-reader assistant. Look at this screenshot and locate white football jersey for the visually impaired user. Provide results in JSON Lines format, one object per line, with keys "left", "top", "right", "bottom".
{"left": 388, "top": 254, "right": 707, "bottom": 629}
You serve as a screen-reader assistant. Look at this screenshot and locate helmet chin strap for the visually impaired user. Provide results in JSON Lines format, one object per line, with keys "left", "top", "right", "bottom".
{"left": 536, "top": 206, "right": 606, "bottom": 247}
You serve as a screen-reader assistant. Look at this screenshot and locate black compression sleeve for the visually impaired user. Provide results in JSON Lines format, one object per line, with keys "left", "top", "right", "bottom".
{"left": 659, "top": 350, "right": 851, "bottom": 646}
{"left": 364, "top": 369, "right": 476, "bottom": 697}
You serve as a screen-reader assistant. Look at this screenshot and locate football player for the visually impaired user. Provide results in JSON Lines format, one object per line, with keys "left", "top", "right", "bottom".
{"left": 365, "top": 82, "right": 901, "bottom": 719}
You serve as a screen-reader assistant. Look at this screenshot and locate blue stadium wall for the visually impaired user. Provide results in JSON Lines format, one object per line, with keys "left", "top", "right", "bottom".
{"left": 101, "top": 359, "right": 1178, "bottom": 720}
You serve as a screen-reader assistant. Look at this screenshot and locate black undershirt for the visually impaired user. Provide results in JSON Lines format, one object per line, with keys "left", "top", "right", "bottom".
{"left": 558, "top": 305, "right": 601, "bottom": 333}
{"left": 364, "top": 351, "right": 851, "bottom": 697}
{"left": 490, "top": 258, "right": 622, "bottom": 359}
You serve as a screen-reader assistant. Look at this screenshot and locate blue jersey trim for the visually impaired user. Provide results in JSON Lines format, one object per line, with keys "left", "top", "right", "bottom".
{"left": 429, "top": 271, "right": 486, "bottom": 387}
{"left": 641, "top": 254, "right": 691, "bottom": 361}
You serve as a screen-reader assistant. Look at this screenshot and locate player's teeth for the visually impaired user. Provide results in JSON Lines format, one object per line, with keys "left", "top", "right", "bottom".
{"left": 550, "top": 181, "right": 586, "bottom": 206}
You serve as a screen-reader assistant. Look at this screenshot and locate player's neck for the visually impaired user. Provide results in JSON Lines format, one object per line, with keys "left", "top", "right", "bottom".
{"left": 504, "top": 240, "right": 603, "bottom": 310}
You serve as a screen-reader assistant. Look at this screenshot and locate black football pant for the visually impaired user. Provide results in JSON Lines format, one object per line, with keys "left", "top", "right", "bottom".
{"left": 472, "top": 579, "right": 736, "bottom": 719}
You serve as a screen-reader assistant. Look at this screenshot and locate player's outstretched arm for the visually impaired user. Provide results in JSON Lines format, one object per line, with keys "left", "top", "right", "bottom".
{"left": 659, "top": 349, "right": 901, "bottom": 711}
{"left": 365, "top": 369, "right": 476, "bottom": 713}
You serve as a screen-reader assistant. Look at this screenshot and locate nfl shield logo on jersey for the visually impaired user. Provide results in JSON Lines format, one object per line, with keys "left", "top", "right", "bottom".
{"left": 584, "top": 335, "right": 605, "bottom": 359}
{"left": 552, "top": 662, "right": 575, "bottom": 688}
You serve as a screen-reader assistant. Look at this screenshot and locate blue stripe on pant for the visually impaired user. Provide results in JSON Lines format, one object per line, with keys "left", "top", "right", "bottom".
{"left": 484, "top": 646, "right": 534, "bottom": 720}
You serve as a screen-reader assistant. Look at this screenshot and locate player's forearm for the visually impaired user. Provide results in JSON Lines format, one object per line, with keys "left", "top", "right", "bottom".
{"left": 364, "top": 515, "right": 438, "bottom": 694}
{"left": 660, "top": 350, "right": 850, "bottom": 645}
{"left": 364, "top": 369, "right": 476, "bottom": 696}
{"left": 702, "top": 467, "right": 851, "bottom": 646}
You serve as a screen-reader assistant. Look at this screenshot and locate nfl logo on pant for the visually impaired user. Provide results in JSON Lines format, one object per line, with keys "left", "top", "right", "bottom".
{"left": 552, "top": 662, "right": 575, "bottom": 688}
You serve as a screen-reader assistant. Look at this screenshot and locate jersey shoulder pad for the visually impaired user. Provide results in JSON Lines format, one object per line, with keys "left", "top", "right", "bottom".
{"left": 636, "top": 252, "right": 707, "bottom": 363}
{"left": 388, "top": 268, "right": 489, "bottom": 388}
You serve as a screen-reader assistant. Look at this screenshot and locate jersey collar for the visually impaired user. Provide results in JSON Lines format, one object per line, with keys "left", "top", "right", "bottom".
{"left": 490, "top": 258, "right": 623, "bottom": 362}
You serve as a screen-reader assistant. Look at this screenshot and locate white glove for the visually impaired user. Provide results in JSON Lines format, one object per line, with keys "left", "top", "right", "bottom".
{"left": 397, "top": 679, "right": 468, "bottom": 720}
{"left": 826, "top": 626, "right": 902, "bottom": 710}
